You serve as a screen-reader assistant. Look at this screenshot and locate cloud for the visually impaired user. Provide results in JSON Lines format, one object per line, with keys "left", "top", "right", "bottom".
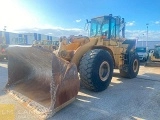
{"left": 126, "top": 21, "right": 135, "bottom": 26}
{"left": 155, "top": 21, "right": 160, "bottom": 24}
{"left": 13, "top": 26, "right": 88, "bottom": 37}
{"left": 125, "top": 30, "right": 160, "bottom": 41}
{"left": 75, "top": 19, "right": 81, "bottom": 23}
{"left": 4, "top": 17, "right": 159, "bottom": 41}
{"left": 13, "top": 26, "right": 160, "bottom": 41}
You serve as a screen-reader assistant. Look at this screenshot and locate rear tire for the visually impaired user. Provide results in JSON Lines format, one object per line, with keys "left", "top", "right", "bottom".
{"left": 79, "top": 49, "right": 113, "bottom": 92}
{"left": 120, "top": 53, "right": 140, "bottom": 78}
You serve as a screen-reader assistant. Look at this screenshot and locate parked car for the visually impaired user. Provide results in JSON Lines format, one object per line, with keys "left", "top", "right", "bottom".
{"left": 136, "top": 47, "right": 149, "bottom": 61}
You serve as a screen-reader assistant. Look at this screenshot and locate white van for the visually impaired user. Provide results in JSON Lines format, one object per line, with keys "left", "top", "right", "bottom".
{"left": 136, "top": 47, "right": 149, "bottom": 61}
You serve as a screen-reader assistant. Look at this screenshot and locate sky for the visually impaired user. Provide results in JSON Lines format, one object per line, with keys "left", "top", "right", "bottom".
{"left": 0, "top": 0, "right": 160, "bottom": 41}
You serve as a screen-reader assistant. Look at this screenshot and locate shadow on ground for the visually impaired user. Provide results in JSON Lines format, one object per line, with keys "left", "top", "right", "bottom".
{"left": 1, "top": 61, "right": 160, "bottom": 120}
{"left": 52, "top": 69, "right": 160, "bottom": 120}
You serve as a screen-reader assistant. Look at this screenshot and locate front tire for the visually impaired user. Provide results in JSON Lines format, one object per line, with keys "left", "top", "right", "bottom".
{"left": 120, "top": 53, "right": 140, "bottom": 78}
{"left": 79, "top": 49, "right": 113, "bottom": 92}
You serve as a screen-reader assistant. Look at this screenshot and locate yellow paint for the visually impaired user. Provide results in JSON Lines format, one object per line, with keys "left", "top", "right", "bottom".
{"left": 0, "top": 104, "right": 15, "bottom": 120}
{"left": 71, "top": 37, "right": 98, "bottom": 65}
{"left": 65, "top": 43, "right": 81, "bottom": 50}
{"left": 58, "top": 36, "right": 131, "bottom": 69}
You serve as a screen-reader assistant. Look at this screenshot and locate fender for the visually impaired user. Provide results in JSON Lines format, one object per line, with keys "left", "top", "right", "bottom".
{"left": 71, "top": 38, "right": 98, "bottom": 66}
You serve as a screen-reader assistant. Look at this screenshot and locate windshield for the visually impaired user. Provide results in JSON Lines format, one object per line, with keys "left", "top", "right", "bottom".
{"left": 136, "top": 47, "right": 146, "bottom": 52}
{"left": 90, "top": 17, "right": 109, "bottom": 37}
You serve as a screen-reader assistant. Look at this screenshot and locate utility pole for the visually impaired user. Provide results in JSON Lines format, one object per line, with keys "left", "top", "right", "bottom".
{"left": 146, "top": 23, "right": 149, "bottom": 47}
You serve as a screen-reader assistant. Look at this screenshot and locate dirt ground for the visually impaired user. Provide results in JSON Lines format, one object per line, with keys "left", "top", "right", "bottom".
{"left": 0, "top": 61, "right": 160, "bottom": 120}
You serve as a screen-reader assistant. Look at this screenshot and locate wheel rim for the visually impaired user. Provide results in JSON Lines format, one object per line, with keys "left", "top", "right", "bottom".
{"left": 99, "top": 61, "right": 110, "bottom": 81}
{"left": 133, "top": 59, "right": 138, "bottom": 72}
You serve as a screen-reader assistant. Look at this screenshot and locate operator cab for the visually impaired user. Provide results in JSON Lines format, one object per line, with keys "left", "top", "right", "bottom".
{"left": 89, "top": 14, "right": 125, "bottom": 39}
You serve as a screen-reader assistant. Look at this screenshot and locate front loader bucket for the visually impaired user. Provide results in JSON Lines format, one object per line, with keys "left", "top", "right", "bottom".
{"left": 6, "top": 46, "right": 80, "bottom": 119}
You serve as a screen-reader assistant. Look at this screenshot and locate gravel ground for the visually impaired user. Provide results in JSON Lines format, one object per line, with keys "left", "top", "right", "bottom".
{"left": 0, "top": 61, "right": 160, "bottom": 120}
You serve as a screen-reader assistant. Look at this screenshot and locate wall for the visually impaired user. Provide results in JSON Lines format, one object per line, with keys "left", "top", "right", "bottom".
{"left": 0, "top": 31, "right": 59, "bottom": 45}
{"left": 9, "top": 32, "right": 19, "bottom": 44}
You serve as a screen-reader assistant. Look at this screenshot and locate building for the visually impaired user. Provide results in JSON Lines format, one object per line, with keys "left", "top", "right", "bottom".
{"left": 0, "top": 31, "right": 59, "bottom": 45}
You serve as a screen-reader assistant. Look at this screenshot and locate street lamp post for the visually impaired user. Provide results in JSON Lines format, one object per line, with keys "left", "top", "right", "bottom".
{"left": 146, "top": 23, "right": 149, "bottom": 47}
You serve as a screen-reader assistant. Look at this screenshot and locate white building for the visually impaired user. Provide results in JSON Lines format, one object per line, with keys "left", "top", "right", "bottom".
{"left": 0, "top": 31, "right": 59, "bottom": 45}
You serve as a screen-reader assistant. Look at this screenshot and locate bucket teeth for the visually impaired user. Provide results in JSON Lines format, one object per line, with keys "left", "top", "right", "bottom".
{"left": 6, "top": 46, "right": 80, "bottom": 119}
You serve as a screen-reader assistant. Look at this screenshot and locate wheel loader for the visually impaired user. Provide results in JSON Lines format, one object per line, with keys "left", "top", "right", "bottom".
{"left": 145, "top": 44, "right": 160, "bottom": 67}
{"left": 6, "top": 14, "right": 140, "bottom": 119}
